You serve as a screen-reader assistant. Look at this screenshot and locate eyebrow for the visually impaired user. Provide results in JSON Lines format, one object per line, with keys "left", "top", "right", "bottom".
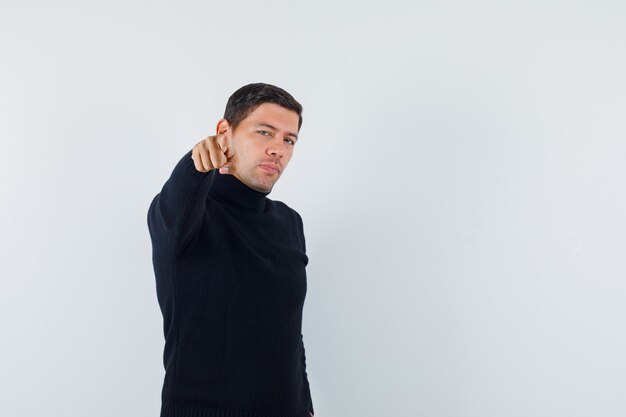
{"left": 254, "top": 123, "right": 299, "bottom": 141}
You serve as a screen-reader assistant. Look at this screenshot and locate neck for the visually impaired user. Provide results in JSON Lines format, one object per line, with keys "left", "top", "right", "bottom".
{"left": 208, "top": 169, "right": 270, "bottom": 212}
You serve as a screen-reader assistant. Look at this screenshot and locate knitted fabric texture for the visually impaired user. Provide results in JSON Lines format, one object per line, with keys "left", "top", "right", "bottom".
{"left": 148, "top": 149, "right": 314, "bottom": 417}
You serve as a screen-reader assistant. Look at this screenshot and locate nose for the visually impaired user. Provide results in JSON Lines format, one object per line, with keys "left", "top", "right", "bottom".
{"left": 267, "top": 137, "right": 286, "bottom": 158}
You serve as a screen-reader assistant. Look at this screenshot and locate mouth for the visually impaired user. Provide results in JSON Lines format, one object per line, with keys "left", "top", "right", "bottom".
{"left": 260, "top": 164, "right": 279, "bottom": 173}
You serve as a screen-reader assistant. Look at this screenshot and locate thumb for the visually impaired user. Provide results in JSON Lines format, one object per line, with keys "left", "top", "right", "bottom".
{"left": 218, "top": 162, "right": 236, "bottom": 175}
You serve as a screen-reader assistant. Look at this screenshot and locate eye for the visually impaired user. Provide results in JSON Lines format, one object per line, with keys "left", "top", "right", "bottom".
{"left": 285, "top": 138, "right": 295, "bottom": 145}
{"left": 258, "top": 130, "right": 271, "bottom": 136}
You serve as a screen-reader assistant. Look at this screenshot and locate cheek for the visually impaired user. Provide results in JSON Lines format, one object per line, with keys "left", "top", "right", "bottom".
{"left": 239, "top": 147, "right": 258, "bottom": 166}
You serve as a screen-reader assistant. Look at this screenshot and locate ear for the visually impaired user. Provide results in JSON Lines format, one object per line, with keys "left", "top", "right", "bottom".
{"left": 216, "top": 118, "right": 231, "bottom": 136}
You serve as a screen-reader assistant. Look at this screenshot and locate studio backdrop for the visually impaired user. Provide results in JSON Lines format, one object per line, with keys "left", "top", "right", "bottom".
{"left": 1, "top": 1, "right": 625, "bottom": 416}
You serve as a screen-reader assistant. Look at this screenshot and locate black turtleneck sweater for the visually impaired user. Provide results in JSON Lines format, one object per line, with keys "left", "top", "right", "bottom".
{"left": 147, "top": 149, "right": 314, "bottom": 417}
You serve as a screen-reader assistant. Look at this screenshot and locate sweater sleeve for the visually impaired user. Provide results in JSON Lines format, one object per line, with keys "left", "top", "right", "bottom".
{"left": 295, "top": 211, "right": 314, "bottom": 415}
{"left": 147, "top": 149, "right": 215, "bottom": 255}
{"left": 301, "top": 333, "right": 314, "bottom": 415}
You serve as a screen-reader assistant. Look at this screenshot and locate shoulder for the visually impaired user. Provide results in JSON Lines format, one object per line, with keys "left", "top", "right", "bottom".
{"left": 270, "top": 199, "right": 306, "bottom": 252}
{"left": 267, "top": 198, "right": 298, "bottom": 218}
{"left": 272, "top": 200, "right": 303, "bottom": 223}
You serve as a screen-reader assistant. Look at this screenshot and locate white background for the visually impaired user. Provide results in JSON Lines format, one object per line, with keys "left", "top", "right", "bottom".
{"left": 1, "top": 1, "right": 625, "bottom": 416}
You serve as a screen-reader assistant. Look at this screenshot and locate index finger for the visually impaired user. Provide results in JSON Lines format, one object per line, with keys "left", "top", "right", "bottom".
{"left": 206, "top": 134, "right": 228, "bottom": 168}
{"left": 217, "top": 133, "right": 235, "bottom": 159}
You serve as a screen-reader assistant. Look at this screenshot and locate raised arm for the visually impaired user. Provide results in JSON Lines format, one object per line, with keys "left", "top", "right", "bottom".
{"left": 147, "top": 134, "right": 236, "bottom": 255}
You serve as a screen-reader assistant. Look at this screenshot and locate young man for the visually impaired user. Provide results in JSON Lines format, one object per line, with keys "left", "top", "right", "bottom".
{"left": 147, "top": 83, "right": 314, "bottom": 417}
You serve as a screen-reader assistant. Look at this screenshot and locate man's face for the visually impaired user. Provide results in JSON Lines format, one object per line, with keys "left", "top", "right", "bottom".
{"left": 217, "top": 102, "right": 300, "bottom": 193}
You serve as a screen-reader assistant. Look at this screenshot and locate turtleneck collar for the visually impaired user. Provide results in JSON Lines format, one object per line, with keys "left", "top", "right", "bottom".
{"left": 208, "top": 169, "right": 271, "bottom": 213}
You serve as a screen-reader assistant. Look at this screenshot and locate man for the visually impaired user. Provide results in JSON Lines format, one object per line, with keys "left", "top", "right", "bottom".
{"left": 147, "top": 83, "right": 314, "bottom": 417}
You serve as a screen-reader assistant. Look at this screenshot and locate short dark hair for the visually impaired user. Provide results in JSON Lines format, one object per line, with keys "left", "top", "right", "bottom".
{"left": 223, "top": 83, "right": 303, "bottom": 133}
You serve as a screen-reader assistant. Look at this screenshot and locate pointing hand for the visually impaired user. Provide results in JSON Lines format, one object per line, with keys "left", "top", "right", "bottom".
{"left": 191, "top": 134, "right": 236, "bottom": 175}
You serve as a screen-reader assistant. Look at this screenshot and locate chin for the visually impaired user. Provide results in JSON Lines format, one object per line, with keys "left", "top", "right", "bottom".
{"left": 251, "top": 180, "right": 273, "bottom": 193}
{"left": 260, "top": 182, "right": 274, "bottom": 192}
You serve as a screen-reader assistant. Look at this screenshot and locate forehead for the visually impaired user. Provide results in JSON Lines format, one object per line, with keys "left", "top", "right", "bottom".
{"left": 243, "top": 102, "right": 299, "bottom": 131}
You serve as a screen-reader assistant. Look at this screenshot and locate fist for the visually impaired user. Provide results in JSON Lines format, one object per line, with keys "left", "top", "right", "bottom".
{"left": 191, "top": 134, "right": 236, "bottom": 175}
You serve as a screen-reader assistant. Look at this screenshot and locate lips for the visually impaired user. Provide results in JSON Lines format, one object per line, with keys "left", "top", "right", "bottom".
{"left": 260, "top": 163, "right": 279, "bottom": 173}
